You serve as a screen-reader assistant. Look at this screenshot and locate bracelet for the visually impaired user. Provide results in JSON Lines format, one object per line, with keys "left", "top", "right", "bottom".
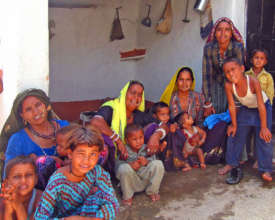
{"left": 113, "top": 135, "right": 120, "bottom": 142}
{"left": 156, "top": 128, "right": 166, "bottom": 140}
{"left": 203, "top": 103, "right": 212, "bottom": 108}
{"left": 109, "top": 131, "right": 116, "bottom": 139}
{"left": 159, "top": 121, "right": 163, "bottom": 126}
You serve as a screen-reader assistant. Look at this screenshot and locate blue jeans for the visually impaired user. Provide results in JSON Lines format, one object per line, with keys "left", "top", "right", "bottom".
{"left": 226, "top": 102, "right": 273, "bottom": 173}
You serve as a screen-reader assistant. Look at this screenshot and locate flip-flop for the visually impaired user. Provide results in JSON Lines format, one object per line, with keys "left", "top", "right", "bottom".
{"left": 149, "top": 194, "right": 160, "bottom": 202}
{"left": 262, "top": 173, "right": 272, "bottom": 182}
{"left": 122, "top": 198, "right": 133, "bottom": 206}
{"left": 226, "top": 167, "right": 243, "bottom": 185}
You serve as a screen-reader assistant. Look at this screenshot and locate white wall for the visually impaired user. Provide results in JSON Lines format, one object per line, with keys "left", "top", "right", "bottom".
{"left": 49, "top": 0, "right": 246, "bottom": 102}
{"left": 0, "top": 0, "right": 49, "bottom": 129}
{"left": 49, "top": 0, "right": 140, "bottom": 101}
{"left": 136, "top": 0, "right": 247, "bottom": 101}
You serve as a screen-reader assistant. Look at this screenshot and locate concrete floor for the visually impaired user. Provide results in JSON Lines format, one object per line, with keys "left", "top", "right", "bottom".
{"left": 116, "top": 138, "right": 275, "bottom": 220}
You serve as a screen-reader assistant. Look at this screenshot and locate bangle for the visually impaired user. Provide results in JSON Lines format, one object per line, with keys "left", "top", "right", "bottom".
{"left": 109, "top": 131, "right": 116, "bottom": 139}
{"left": 113, "top": 135, "right": 120, "bottom": 142}
{"left": 156, "top": 128, "right": 166, "bottom": 139}
{"left": 203, "top": 103, "right": 212, "bottom": 108}
{"left": 159, "top": 121, "right": 163, "bottom": 126}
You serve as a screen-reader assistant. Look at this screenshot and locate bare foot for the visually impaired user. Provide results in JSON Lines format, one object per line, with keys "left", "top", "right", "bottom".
{"left": 262, "top": 172, "right": 272, "bottom": 182}
{"left": 182, "top": 167, "right": 192, "bottom": 172}
{"left": 200, "top": 163, "right": 206, "bottom": 169}
{"left": 252, "top": 161, "right": 258, "bottom": 169}
{"left": 148, "top": 194, "right": 160, "bottom": 202}
{"left": 122, "top": 197, "right": 133, "bottom": 206}
{"left": 218, "top": 165, "right": 232, "bottom": 175}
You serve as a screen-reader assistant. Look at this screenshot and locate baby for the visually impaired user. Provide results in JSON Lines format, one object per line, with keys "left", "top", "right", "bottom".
{"left": 116, "top": 124, "right": 165, "bottom": 206}
{"left": 175, "top": 111, "right": 207, "bottom": 169}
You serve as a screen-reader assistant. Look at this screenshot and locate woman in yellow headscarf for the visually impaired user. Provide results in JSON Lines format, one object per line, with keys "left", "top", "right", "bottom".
{"left": 91, "top": 80, "right": 166, "bottom": 177}
{"left": 160, "top": 67, "right": 228, "bottom": 168}
{"left": 161, "top": 66, "right": 206, "bottom": 126}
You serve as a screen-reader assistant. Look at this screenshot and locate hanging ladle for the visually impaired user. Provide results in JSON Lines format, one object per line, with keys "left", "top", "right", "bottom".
{"left": 141, "top": 4, "right": 152, "bottom": 27}
{"left": 182, "top": 0, "right": 190, "bottom": 23}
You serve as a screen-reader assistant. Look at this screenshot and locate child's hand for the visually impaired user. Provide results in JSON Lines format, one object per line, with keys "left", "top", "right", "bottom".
{"left": 0, "top": 180, "right": 16, "bottom": 202}
{"left": 260, "top": 127, "right": 272, "bottom": 143}
{"left": 227, "top": 124, "right": 237, "bottom": 137}
{"left": 170, "top": 123, "right": 177, "bottom": 133}
{"left": 138, "top": 156, "right": 148, "bottom": 166}
{"left": 129, "top": 160, "right": 141, "bottom": 171}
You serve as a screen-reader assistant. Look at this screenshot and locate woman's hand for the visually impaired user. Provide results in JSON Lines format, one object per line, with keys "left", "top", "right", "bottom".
{"left": 227, "top": 124, "right": 237, "bottom": 137}
{"left": 147, "top": 132, "right": 161, "bottom": 155}
{"left": 260, "top": 127, "right": 272, "bottom": 143}
{"left": 116, "top": 139, "right": 128, "bottom": 160}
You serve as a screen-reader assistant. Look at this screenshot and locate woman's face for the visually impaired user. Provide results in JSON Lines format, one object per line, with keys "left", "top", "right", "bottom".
{"left": 177, "top": 70, "right": 193, "bottom": 93}
{"left": 20, "top": 96, "right": 48, "bottom": 126}
{"left": 215, "top": 21, "right": 232, "bottom": 44}
{"left": 125, "top": 84, "right": 143, "bottom": 112}
{"left": 8, "top": 163, "right": 37, "bottom": 197}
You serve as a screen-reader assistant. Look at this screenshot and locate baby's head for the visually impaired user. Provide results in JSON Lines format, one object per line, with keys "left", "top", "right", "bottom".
{"left": 5, "top": 156, "right": 37, "bottom": 197}
{"left": 250, "top": 48, "right": 268, "bottom": 70}
{"left": 68, "top": 126, "right": 104, "bottom": 176}
{"left": 175, "top": 111, "right": 194, "bottom": 128}
{"left": 56, "top": 123, "right": 81, "bottom": 157}
{"left": 125, "top": 124, "right": 144, "bottom": 152}
{"left": 151, "top": 102, "right": 170, "bottom": 124}
{"left": 223, "top": 57, "right": 245, "bottom": 84}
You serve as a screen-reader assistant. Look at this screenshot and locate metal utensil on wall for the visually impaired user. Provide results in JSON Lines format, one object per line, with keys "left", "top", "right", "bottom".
{"left": 182, "top": 0, "right": 190, "bottom": 23}
{"left": 141, "top": 4, "right": 152, "bottom": 27}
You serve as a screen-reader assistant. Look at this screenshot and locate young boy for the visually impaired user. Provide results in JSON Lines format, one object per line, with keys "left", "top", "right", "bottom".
{"left": 116, "top": 124, "right": 165, "bottom": 206}
{"left": 219, "top": 57, "right": 273, "bottom": 183}
{"left": 175, "top": 112, "right": 206, "bottom": 169}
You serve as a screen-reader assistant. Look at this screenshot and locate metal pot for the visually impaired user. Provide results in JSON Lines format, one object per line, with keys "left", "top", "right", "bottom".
{"left": 194, "top": 0, "right": 209, "bottom": 13}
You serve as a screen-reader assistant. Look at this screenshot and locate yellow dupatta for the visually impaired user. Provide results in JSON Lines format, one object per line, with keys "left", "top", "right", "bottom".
{"left": 102, "top": 81, "right": 145, "bottom": 143}
{"left": 160, "top": 66, "right": 196, "bottom": 105}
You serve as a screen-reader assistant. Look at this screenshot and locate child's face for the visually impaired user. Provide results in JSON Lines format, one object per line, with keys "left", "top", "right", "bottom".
{"left": 223, "top": 61, "right": 245, "bottom": 84}
{"left": 69, "top": 144, "right": 100, "bottom": 176}
{"left": 155, "top": 107, "right": 170, "bottom": 124}
{"left": 126, "top": 129, "right": 144, "bottom": 152}
{"left": 7, "top": 163, "right": 37, "bottom": 197}
{"left": 251, "top": 51, "right": 267, "bottom": 69}
{"left": 182, "top": 113, "right": 193, "bottom": 126}
{"left": 56, "top": 134, "right": 69, "bottom": 157}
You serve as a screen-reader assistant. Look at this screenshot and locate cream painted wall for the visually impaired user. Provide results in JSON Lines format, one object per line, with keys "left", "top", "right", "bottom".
{"left": 49, "top": 0, "right": 140, "bottom": 101}
{"left": 49, "top": 0, "right": 246, "bottom": 102}
{"left": 0, "top": 0, "right": 49, "bottom": 129}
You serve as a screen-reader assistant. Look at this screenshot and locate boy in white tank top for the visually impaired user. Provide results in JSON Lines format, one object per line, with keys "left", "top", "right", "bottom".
{"left": 218, "top": 57, "right": 273, "bottom": 183}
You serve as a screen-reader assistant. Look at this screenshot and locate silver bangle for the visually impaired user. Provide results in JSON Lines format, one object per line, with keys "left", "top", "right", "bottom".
{"left": 113, "top": 135, "right": 120, "bottom": 142}
{"left": 156, "top": 128, "right": 166, "bottom": 139}
{"left": 109, "top": 131, "right": 116, "bottom": 139}
{"left": 203, "top": 103, "right": 212, "bottom": 108}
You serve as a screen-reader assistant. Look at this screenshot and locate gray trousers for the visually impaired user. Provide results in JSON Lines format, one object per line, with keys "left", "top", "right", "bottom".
{"left": 116, "top": 160, "right": 165, "bottom": 200}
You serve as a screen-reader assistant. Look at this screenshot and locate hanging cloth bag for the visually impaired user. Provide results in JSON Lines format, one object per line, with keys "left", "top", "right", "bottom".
{"left": 156, "top": 0, "right": 173, "bottom": 34}
{"left": 110, "top": 7, "right": 125, "bottom": 41}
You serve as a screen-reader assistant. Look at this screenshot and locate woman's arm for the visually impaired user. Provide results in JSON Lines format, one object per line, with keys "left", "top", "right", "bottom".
{"left": 252, "top": 77, "right": 272, "bottom": 143}
{"left": 225, "top": 82, "right": 237, "bottom": 137}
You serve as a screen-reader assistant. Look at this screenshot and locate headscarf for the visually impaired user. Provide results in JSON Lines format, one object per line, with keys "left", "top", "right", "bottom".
{"left": 206, "top": 17, "right": 244, "bottom": 45}
{"left": 160, "top": 66, "right": 196, "bottom": 105}
{"left": 102, "top": 81, "right": 145, "bottom": 142}
{"left": 0, "top": 89, "right": 59, "bottom": 160}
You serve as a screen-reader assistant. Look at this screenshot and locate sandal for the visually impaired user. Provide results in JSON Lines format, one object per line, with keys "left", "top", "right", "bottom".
{"left": 262, "top": 172, "right": 272, "bottom": 182}
{"left": 218, "top": 165, "right": 232, "bottom": 175}
{"left": 226, "top": 167, "right": 243, "bottom": 185}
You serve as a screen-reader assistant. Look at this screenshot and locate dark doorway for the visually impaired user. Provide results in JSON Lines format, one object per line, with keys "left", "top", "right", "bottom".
{"left": 246, "top": 0, "right": 275, "bottom": 129}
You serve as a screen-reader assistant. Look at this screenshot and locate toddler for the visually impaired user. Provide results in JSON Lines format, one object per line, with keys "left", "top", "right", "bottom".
{"left": 175, "top": 112, "right": 207, "bottom": 169}
{"left": 116, "top": 124, "right": 165, "bottom": 206}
